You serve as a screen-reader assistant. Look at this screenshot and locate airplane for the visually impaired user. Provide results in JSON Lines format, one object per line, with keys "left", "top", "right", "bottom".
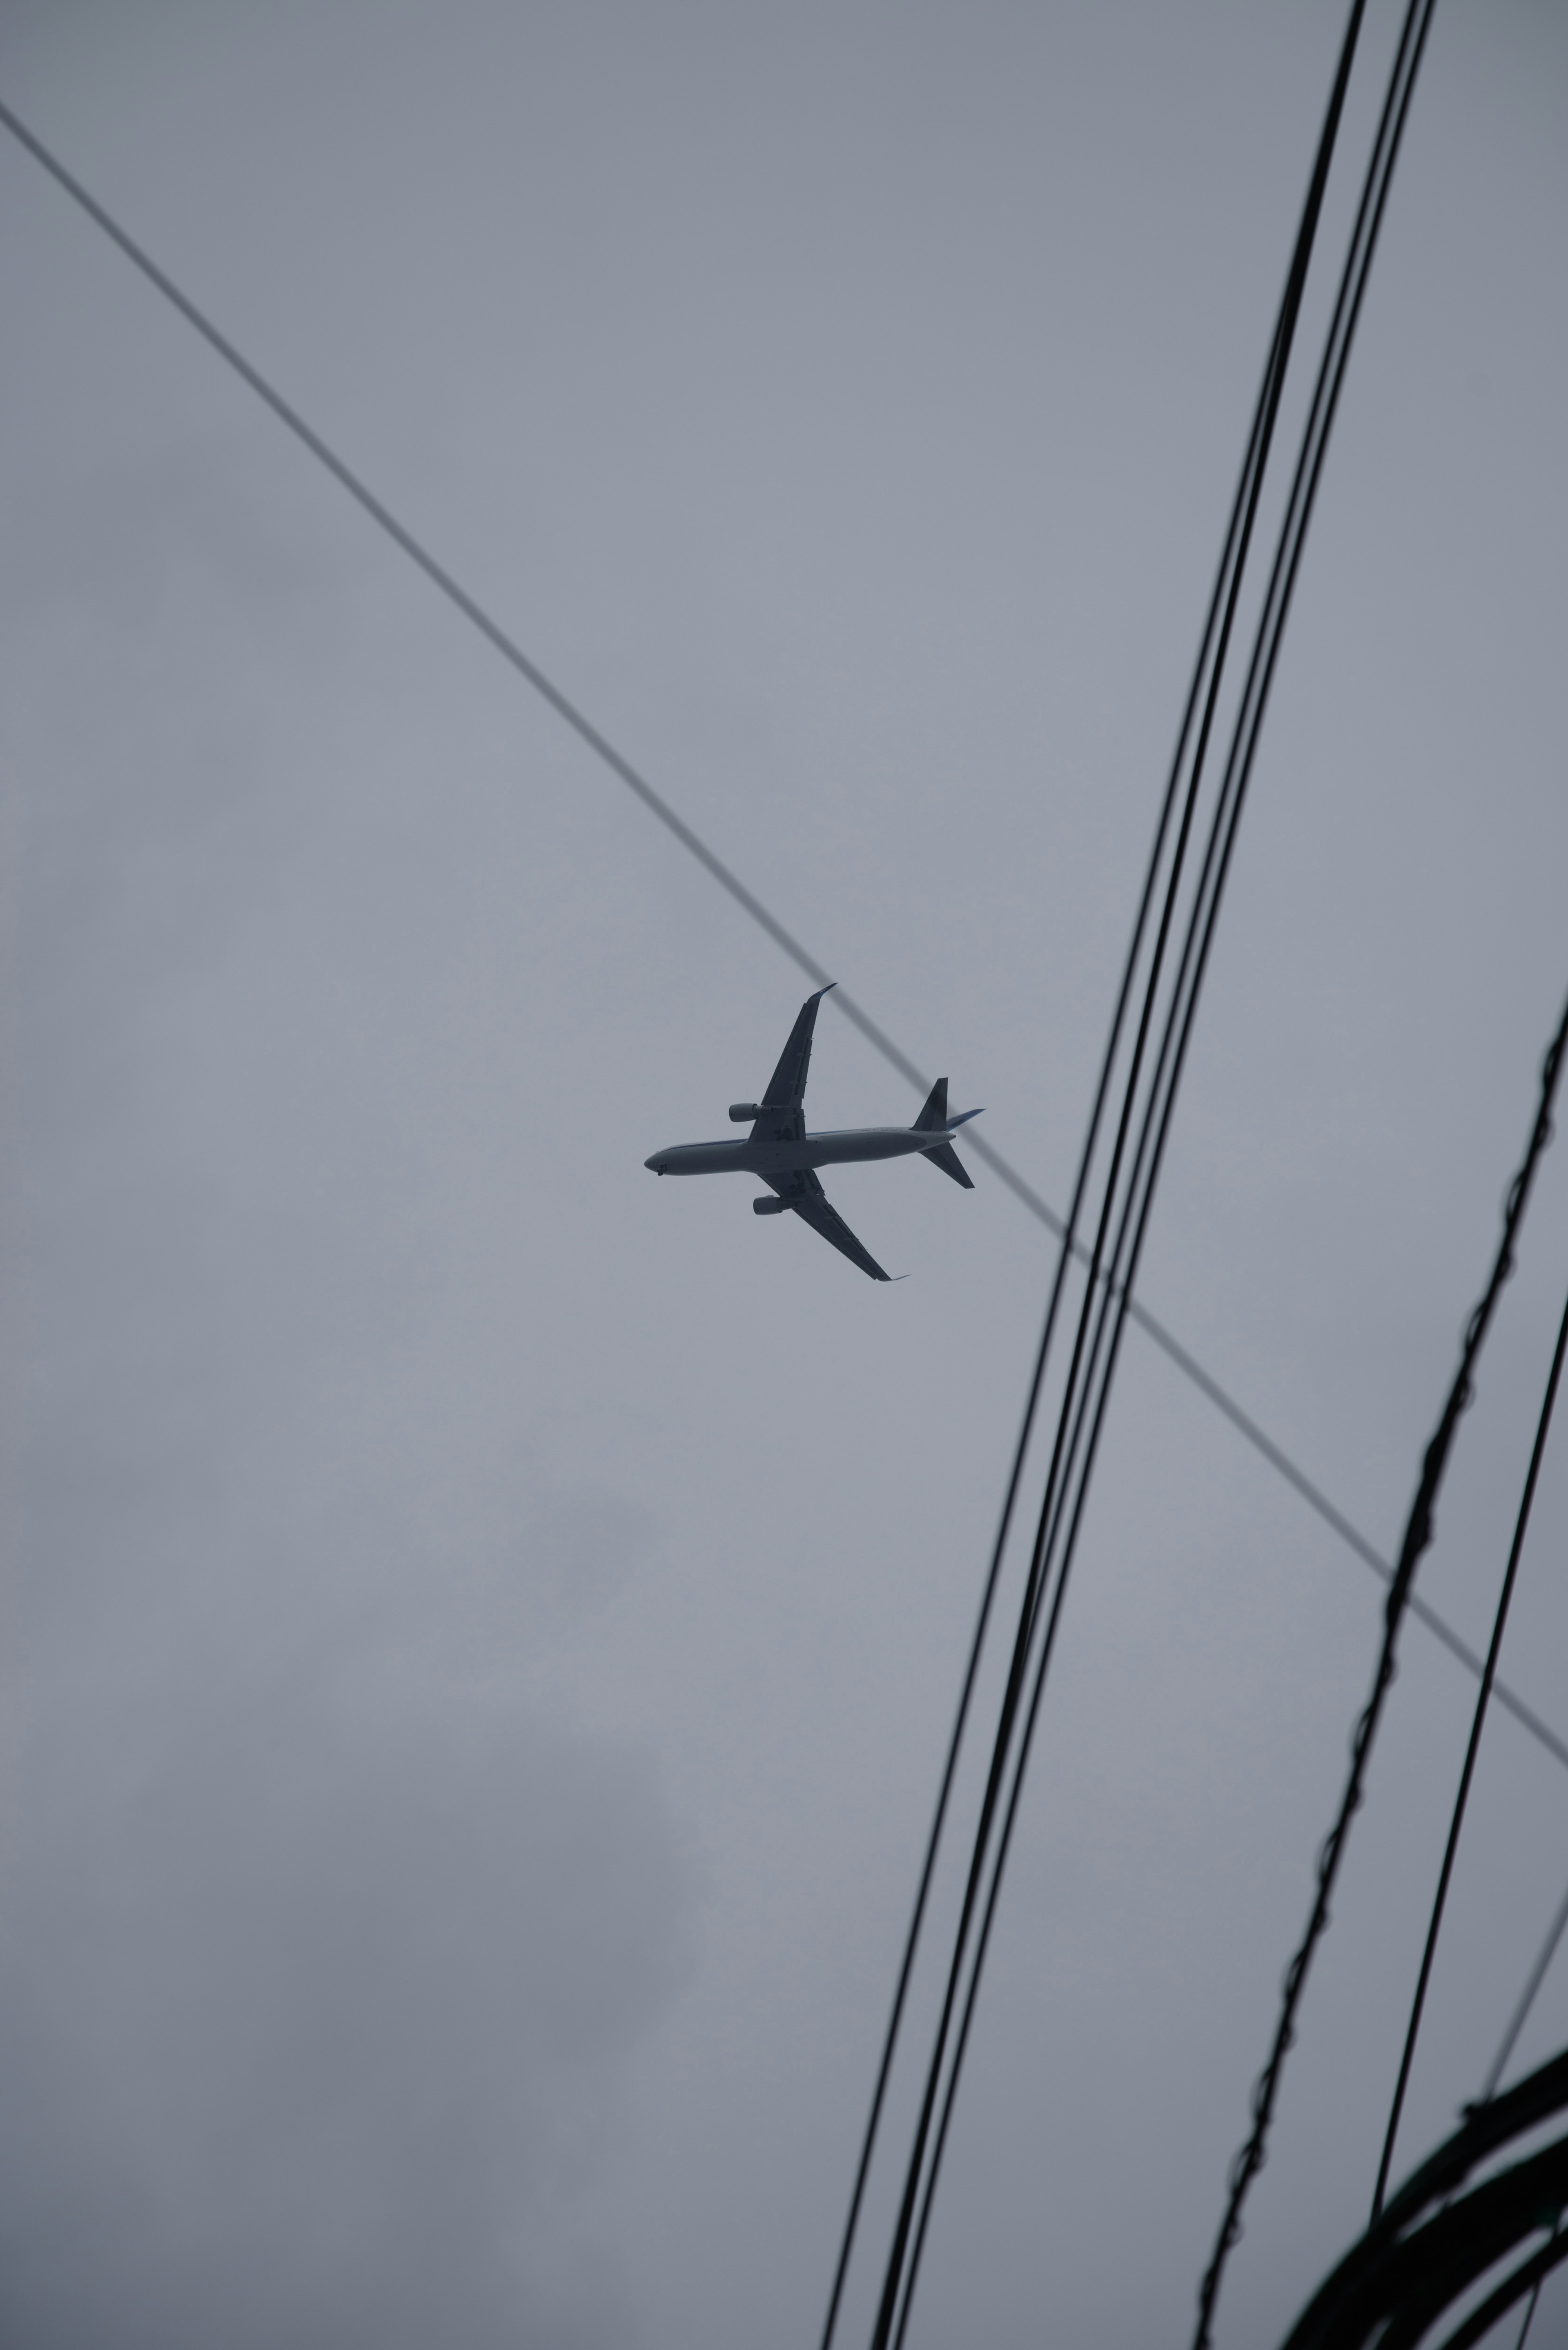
{"left": 644, "top": 984, "right": 982, "bottom": 1281}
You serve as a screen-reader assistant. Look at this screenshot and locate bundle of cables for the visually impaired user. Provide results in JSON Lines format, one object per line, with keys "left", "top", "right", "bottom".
{"left": 1280, "top": 2049, "right": 1568, "bottom": 2350}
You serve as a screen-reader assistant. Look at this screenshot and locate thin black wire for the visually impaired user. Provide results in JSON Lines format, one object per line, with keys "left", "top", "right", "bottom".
{"left": 1372, "top": 1282, "right": 1568, "bottom": 2219}
{"left": 877, "top": 436, "right": 1242, "bottom": 2341}
{"left": 875, "top": 256, "right": 1310, "bottom": 2350}
{"left": 815, "top": 1066, "right": 1106, "bottom": 2350}
{"left": 819, "top": 333, "right": 1286, "bottom": 2332}
{"left": 1194, "top": 982, "right": 1568, "bottom": 2350}
{"left": 1482, "top": 1876, "right": 1568, "bottom": 2105}
{"left": 817, "top": 519, "right": 1214, "bottom": 2349}
{"left": 815, "top": 34, "right": 1338, "bottom": 2335}
{"left": 1195, "top": 2, "right": 1450, "bottom": 2330}
{"left": 868, "top": 11, "right": 1374, "bottom": 2337}
{"left": 4, "top": 94, "right": 1563, "bottom": 1807}
{"left": 1512, "top": 2214, "right": 1559, "bottom": 2350}
{"left": 895, "top": 0, "right": 1430, "bottom": 2308}
{"left": 892, "top": 695, "right": 1242, "bottom": 2344}
{"left": 1435, "top": 2223, "right": 1568, "bottom": 2350}
{"left": 1276, "top": 2049, "right": 1568, "bottom": 2350}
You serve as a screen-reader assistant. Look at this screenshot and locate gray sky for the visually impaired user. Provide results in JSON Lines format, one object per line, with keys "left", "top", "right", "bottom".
{"left": 2, "top": 3, "right": 1567, "bottom": 2344}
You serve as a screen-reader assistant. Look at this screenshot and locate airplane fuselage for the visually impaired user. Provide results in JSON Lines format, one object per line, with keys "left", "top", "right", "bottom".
{"left": 645, "top": 1125, "right": 953, "bottom": 1178}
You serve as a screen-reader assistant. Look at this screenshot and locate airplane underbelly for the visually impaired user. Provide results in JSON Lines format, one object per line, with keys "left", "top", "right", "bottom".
{"left": 751, "top": 1140, "right": 810, "bottom": 1172}
{"left": 807, "top": 1130, "right": 918, "bottom": 1168}
{"left": 663, "top": 1142, "right": 749, "bottom": 1174}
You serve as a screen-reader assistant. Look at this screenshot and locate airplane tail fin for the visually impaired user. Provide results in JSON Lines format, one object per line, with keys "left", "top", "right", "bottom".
{"left": 913, "top": 1078, "right": 948, "bottom": 1132}
{"left": 912, "top": 1080, "right": 980, "bottom": 1188}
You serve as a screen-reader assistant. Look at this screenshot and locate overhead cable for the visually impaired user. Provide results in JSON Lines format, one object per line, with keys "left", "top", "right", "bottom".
{"left": 1371, "top": 1277, "right": 1568, "bottom": 2218}
{"left": 819, "top": 202, "right": 1298, "bottom": 2317}
{"left": 1195, "top": 977, "right": 1568, "bottom": 2350}
{"left": 862, "top": 0, "right": 1449, "bottom": 2328}
{"left": 1510, "top": 2219, "right": 1560, "bottom": 2350}
{"left": 884, "top": 0, "right": 1457, "bottom": 2321}
{"left": 1276, "top": 2045, "right": 1568, "bottom": 2350}
{"left": 816, "top": 42, "right": 1366, "bottom": 2320}
{"left": 4, "top": 94, "right": 1563, "bottom": 1800}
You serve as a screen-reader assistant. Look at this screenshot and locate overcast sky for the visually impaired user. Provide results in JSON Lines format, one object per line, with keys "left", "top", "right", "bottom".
{"left": 2, "top": 3, "right": 1567, "bottom": 2345}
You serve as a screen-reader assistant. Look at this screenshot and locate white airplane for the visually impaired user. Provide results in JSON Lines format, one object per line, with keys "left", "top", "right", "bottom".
{"left": 644, "top": 985, "right": 981, "bottom": 1281}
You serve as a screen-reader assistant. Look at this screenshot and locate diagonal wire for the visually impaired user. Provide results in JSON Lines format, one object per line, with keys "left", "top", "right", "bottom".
{"left": 2, "top": 92, "right": 1566, "bottom": 1810}
{"left": 1132, "top": 1309, "right": 1568, "bottom": 1776}
{"left": 1372, "top": 1278, "right": 1568, "bottom": 2219}
{"left": 1482, "top": 1877, "right": 1568, "bottom": 2107}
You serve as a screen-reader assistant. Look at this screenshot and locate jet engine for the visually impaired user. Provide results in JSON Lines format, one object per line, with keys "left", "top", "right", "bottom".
{"left": 728, "top": 1102, "right": 760, "bottom": 1122}
{"left": 753, "top": 1195, "right": 787, "bottom": 1215}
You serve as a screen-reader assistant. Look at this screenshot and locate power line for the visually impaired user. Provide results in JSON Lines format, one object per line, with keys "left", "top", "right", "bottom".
{"left": 1511, "top": 2216, "right": 1560, "bottom": 2350}
{"left": 1276, "top": 2046, "right": 1568, "bottom": 2350}
{"left": 1195, "top": 974, "right": 1568, "bottom": 2349}
{"left": 1198, "top": 16, "right": 1519, "bottom": 2314}
{"left": 1372, "top": 1277, "right": 1568, "bottom": 2219}
{"left": 4, "top": 92, "right": 1564, "bottom": 1801}
{"left": 818, "top": 58, "right": 1358, "bottom": 2321}
{"left": 876, "top": 0, "right": 1457, "bottom": 2321}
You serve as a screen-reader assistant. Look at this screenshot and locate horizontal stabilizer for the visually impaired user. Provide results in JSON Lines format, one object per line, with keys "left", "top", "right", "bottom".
{"left": 921, "top": 1140, "right": 973, "bottom": 1189}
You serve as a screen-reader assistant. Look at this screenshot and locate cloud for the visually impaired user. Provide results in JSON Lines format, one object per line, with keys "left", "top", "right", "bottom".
{"left": 4, "top": 5, "right": 1568, "bottom": 2345}
{"left": 0, "top": 437, "right": 695, "bottom": 2348}
{"left": 0, "top": 1661, "right": 693, "bottom": 2350}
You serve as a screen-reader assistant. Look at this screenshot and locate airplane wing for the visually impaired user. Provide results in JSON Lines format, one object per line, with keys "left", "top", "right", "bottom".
{"left": 762, "top": 983, "right": 835, "bottom": 1110}
{"left": 764, "top": 1168, "right": 891, "bottom": 1283}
